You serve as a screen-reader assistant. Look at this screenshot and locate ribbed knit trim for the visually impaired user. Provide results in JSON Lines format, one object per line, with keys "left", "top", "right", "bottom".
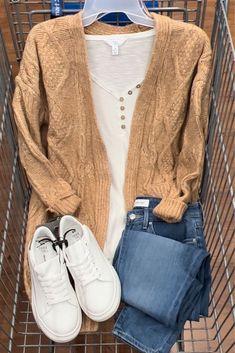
{"left": 47, "top": 193, "right": 81, "bottom": 215}
{"left": 70, "top": 11, "right": 172, "bottom": 219}
{"left": 153, "top": 198, "right": 188, "bottom": 223}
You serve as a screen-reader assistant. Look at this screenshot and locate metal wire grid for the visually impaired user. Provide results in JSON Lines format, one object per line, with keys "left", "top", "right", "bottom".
{"left": 199, "top": 0, "right": 235, "bottom": 351}
{"left": 0, "top": 29, "right": 29, "bottom": 353}
{"left": 4, "top": 0, "right": 206, "bottom": 62}
{"left": 0, "top": 0, "right": 235, "bottom": 351}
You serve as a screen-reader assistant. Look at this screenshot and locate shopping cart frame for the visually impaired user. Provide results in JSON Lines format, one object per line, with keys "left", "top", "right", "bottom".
{"left": 0, "top": 0, "right": 234, "bottom": 352}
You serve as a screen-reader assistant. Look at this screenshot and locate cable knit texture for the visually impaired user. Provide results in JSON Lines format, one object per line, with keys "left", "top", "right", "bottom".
{"left": 12, "top": 10, "right": 212, "bottom": 330}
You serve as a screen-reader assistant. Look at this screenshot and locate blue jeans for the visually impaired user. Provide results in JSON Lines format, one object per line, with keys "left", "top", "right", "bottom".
{"left": 112, "top": 197, "right": 211, "bottom": 353}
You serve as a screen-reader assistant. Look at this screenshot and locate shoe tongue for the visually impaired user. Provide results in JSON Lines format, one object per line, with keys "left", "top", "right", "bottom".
{"left": 66, "top": 232, "right": 87, "bottom": 265}
{"left": 64, "top": 228, "right": 84, "bottom": 245}
{"left": 35, "top": 254, "right": 62, "bottom": 276}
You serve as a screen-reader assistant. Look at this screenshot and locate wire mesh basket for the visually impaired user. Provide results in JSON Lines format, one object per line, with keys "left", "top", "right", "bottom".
{"left": 4, "top": 0, "right": 206, "bottom": 62}
{"left": 0, "top": 0, "right": 234, "bottom": 352}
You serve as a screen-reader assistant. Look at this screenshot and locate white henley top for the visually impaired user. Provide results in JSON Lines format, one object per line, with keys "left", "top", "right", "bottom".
{"left": 84, "top": 27, "right": 155, "bottom": 261}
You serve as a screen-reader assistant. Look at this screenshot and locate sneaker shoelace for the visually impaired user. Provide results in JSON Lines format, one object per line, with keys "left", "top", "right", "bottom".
{"left": 63, "top": 240, "right": 101, "bottom": 286}
{"left": 37, "top": 267, "right": 70, "bottom": 305}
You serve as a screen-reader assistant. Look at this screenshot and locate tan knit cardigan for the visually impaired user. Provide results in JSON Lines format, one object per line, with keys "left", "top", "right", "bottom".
{"left": 12, "top": 10, "right": 212, "bottom": 331}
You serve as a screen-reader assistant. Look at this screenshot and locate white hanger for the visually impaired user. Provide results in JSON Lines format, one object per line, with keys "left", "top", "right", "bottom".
{"left": 81, "top": 0, "right": 155, "bottom": 28}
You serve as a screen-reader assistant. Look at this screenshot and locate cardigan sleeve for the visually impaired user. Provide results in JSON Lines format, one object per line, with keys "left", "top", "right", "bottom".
{"left": 12, "top": 27, "right": 81, "bottom": 215}
{"left": 153, "top": 31, "right": 212, "bottom": 223}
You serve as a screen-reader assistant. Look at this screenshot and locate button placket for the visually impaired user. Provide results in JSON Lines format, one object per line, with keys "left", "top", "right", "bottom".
{"left": 118, "top": 82, "right": 142, "bottom": 131}
{"left": 119, "top": 96, "right": 126, "bottom": 131}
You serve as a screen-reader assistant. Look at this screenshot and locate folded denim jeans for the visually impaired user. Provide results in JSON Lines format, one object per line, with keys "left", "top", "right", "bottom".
{"left": 112, "top": 196, "right": 211, "bottom": 353}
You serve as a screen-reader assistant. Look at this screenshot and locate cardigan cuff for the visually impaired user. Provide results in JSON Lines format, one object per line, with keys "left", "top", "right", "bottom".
{"left": 49, "top": 194, "right": 81, "bottom": 215}
{"left": 46, "top": 179, "right": 81, "bottom": 215}
{"left": 153, "top": 198, "right": 188, "bottom": 223}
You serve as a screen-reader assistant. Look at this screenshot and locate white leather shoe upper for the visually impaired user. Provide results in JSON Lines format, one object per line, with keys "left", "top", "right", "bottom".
{"left": 60, "top": 215, "right": 121, "bottom": 321}
{"left": 28, "top": 226, "right": 82, "bottom": 342}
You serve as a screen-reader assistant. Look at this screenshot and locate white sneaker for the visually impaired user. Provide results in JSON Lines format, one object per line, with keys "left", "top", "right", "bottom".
{"left": 28, "top": 226, "right": 82, "bottom": 342}
{"left": 60, "top": 215, "right": 121, "bottom": 322}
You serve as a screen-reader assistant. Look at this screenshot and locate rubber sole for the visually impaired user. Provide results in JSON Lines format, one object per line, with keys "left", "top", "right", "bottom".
{"left": 31, "top": 300, "right": 82, "bottom": 343}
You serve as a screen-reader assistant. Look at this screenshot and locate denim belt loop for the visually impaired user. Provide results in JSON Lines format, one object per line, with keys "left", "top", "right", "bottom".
{"left": 143, "top": 208, "right": 149, "bottom": 230}
{"left": 198, "top": 201, "right": 205, "bottom": 224}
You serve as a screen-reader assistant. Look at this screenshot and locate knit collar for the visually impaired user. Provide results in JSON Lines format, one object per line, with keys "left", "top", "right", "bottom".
{"left": 70, "top": 11, "right": 171, "bottom": 209}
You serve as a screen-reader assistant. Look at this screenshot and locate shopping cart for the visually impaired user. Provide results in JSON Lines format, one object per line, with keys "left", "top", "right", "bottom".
{"left": 0, "top": 0, "right": 234, "bottom": 352}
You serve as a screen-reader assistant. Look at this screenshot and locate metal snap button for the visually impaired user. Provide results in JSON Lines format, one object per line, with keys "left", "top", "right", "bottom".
{"left": 121, "top": 115, "right": 125, "bottom": 120}
{"left": 120, "top": 106, "right": 125, "bottom": 111}
{"left": 128, "top": 90, "right": 133, "bottom": 95}
{"left": 136, "top": 84, "right": 141, "bottom": 88}
{"left": 121, "top": 124, "right": 126, "bottom": 129}
{"left": 120, "top": 97, "right": 124, "bottom": 102}
{"left": 129, "top": 213, "right": 136, "bottom": 220}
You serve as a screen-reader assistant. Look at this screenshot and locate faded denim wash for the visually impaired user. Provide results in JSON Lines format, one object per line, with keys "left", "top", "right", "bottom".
{"left": 112, "top": 196, "right": 211, "bottom": 353}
